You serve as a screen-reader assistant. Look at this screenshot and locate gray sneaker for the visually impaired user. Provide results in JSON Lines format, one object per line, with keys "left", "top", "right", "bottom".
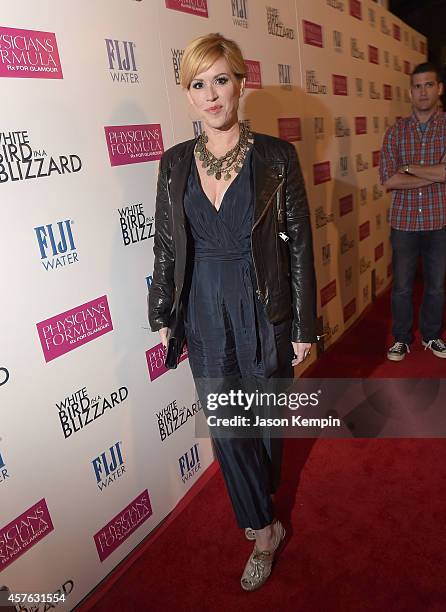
{"left": 387, "top": 342, "right": 410, "bottom": 361}
{"left": 422, "top": 338, "right": 446, "bottom": 358}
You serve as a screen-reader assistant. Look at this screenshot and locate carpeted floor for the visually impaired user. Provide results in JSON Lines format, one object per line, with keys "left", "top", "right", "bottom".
{"left": 77, "top": 284, "right": 446, "bottom": 612}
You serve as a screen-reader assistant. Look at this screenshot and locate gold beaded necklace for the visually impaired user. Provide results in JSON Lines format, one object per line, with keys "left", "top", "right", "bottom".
{"left": 194, "top": 122, "right": 254, "bottom": 181}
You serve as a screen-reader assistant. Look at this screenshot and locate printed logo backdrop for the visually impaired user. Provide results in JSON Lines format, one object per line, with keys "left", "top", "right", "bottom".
{"left": 0, "top": 0, "right": 425, "bottom": 608}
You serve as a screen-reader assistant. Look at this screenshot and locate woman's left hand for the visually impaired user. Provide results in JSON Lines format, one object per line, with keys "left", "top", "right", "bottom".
{"left": 291, "top": 342, "right": 312, "bottom": 366}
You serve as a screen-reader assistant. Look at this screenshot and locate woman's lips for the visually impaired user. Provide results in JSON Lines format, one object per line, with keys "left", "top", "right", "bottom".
{"left": 206, "top": 106, "right": 222, "bottom": 113}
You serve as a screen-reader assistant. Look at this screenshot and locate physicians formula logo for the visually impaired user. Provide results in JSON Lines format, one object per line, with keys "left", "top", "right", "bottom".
{"left": 339, "top": 194, "right": 353, "bottom": 217}
{"left": 368, "top": 45, "right": 379, "bottom": 64}
{"left": 333, "top": 74, "right": 348, "bottom": 96}
{"left": 165, "top": 0, "right": 208, "bottom": 17}
{"left": 146, "top": 342, "right": 188, "bottom": 381}
{"left": 321, "top": 280, "right": 337, "bottom": 307}
{"left": 94, "top": 490, "right": 152, "bottom": 562}
{"left": 36, "top": 296, "right": 113, "bottom": 363}
{"left": 393, "top": 23, "right": 401, "bottom": 41}
{"left": 313, "top": 161, "right": 331, "bottom": 185}
{"left": 34, "top": 220, "right": 78, "bottom": 271}
{"left": 355, "top": 116, "right": 367, "bottom": 135}
{"left": 105, "top": 124, "right": 164, "bottom": 166}
{"left": 349, "top": 0, "right": 362, "bottom": 20}
{"left": 278, "top": 118, "right": 302, "bottom": 142}
{"left": 0, "top": 27, "right": 63, "bottom": 79}
{"left": 383, "top": 84, "right": 392, "bottom": 100}
{"left": 303, "top": 20, "right": 323, "bottom": 48}
{"left": 343, "top": 298, "right": 356, "bottom": 323}
{"left": 359, "top": 221, "right": 370, "bottom": 241}
{"left": 375, "top": 242, "right": 384, "bottom": 261}
{"left": 0, "top": 499, "right": 54, "bottom": 570}
{"left": 245, "top": 60, "right": 262, "bottom": 88}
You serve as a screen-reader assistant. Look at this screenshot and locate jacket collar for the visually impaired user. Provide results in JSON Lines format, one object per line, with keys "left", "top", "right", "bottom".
{"left": 167, "top": 133, "right": 284, "bottom": 225}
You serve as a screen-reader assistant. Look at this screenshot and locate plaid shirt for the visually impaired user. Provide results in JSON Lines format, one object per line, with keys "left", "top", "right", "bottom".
{"left": 379, "top": 110, "right": 446, "bottom": 231}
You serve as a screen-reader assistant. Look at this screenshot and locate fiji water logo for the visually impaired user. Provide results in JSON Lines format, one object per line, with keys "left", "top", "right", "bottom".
{"left": 35, "top": 220, "right": 78, "bottom": 271}
{"left": 0, "top": 450, "right": 10, "bottom": 485}
{"left": 92, "top": 441, "right": 125, "bottom": 491}
{"left": 106, "top": 39, "right": 139, "bottom": 84}
{"left": 0, "top": 27, "right": 63, "bottom": 79}
{"left": 232, "top": 0, "right": 248, "bottom": 28}
{"left": 179, "top": 443, "right": 201, "bottom": 483}
{"left": 278, "top": 63, "right": 291, "bottom": 89}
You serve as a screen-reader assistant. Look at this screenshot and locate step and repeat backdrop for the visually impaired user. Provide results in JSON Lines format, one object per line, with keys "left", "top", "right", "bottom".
{"left": 0, "top": 0, "right": 425, "bottom": 609}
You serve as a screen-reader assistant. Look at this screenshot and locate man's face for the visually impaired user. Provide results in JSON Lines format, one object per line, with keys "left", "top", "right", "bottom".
{"left": 410, "top": 71, "right": 443, "bottom": 113}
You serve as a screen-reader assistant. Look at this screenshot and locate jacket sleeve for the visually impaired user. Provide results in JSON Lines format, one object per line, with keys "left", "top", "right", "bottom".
{"left": 284, "top": 143, "right": 318, "bottom": 343}
{"left": 148, "top": 157, "right": 175, "bottom": 331}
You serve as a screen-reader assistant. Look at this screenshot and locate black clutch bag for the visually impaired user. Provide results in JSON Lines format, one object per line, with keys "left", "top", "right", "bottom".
{"left": 164, "top": 306, "right": 185, "bottom": 369}
{"left": 165, "top": 336, "right": 183, "bottom": 369}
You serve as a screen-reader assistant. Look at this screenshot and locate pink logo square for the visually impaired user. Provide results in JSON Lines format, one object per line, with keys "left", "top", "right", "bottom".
{"left": 0, "top": 27, "right": 63, "bottom": 79}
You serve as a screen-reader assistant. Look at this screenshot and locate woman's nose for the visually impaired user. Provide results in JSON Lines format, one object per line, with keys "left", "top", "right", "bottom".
{"left": 206, "top": 85, "right": 218, "bottom": 101}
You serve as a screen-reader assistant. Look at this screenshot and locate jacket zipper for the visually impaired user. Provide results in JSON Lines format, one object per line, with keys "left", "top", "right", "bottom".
{"left": 250, "top": 178, "right": 284, "bottom": 303}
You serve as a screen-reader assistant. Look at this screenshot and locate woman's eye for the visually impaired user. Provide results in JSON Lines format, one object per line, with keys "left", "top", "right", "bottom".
{"left": 216, "top": 76, "right": 229, "bottom": 85}
{"left": 192, "top": 82, "right": 204, "bottom": 89}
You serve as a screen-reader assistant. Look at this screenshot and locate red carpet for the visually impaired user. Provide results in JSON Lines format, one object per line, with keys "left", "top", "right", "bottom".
{"left": 77, "top": 285, "right": 446, "bottom": 612}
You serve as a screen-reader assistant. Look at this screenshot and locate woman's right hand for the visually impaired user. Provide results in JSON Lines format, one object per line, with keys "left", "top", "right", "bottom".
{"left": 159, "top": 327, "right": 171, "bottom": 348}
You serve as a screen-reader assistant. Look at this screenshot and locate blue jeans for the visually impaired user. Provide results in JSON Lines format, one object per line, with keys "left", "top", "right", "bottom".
{"left": 391, "top": 227, "right": 446, "bottom": 344}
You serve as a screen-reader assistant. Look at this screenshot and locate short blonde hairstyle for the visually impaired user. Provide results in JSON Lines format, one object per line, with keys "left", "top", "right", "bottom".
{"left": 180, "top": 33, "right": 246, "bottom": 89}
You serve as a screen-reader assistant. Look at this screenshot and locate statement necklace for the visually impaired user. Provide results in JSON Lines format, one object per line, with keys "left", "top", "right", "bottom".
{"left": 194, "top": 122, "right": 254, "bottom": 181}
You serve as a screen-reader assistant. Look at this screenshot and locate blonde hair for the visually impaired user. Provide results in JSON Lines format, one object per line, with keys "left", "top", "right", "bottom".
{"left": 180, "top": 33, "right": 246, "bottom": 89}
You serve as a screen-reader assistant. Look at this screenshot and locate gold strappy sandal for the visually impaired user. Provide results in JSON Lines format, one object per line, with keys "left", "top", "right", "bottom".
{"left": 240, "top": 520, "right": 286, "bottom": 591}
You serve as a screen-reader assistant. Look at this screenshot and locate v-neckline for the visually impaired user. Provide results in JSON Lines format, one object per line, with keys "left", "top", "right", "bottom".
{"left": 194, "top": 159, "right": 243, "bottom": 214}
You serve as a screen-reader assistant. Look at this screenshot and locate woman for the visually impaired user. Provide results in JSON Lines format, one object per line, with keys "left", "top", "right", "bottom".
{"left": 149, "top": 33, "right": 317, "bottom": 590}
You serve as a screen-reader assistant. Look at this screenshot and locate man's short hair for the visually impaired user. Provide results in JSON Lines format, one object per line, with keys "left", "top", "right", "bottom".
{"left": 411, "top": 62, "right": 442, "bottom": 84}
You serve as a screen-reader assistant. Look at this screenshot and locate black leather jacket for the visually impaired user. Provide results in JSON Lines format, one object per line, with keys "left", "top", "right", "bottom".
{"left": 148, "top": 132, "right": 317, "bottom": 346}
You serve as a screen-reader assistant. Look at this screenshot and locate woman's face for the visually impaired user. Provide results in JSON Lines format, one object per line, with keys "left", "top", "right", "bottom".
{"left": 186, "top": 56, "right": 245, "bottom": 131}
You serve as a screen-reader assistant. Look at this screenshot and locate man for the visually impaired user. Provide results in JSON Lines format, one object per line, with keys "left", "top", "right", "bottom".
{"left": 380, "top": 62, "right": 446, "bottom": 361}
